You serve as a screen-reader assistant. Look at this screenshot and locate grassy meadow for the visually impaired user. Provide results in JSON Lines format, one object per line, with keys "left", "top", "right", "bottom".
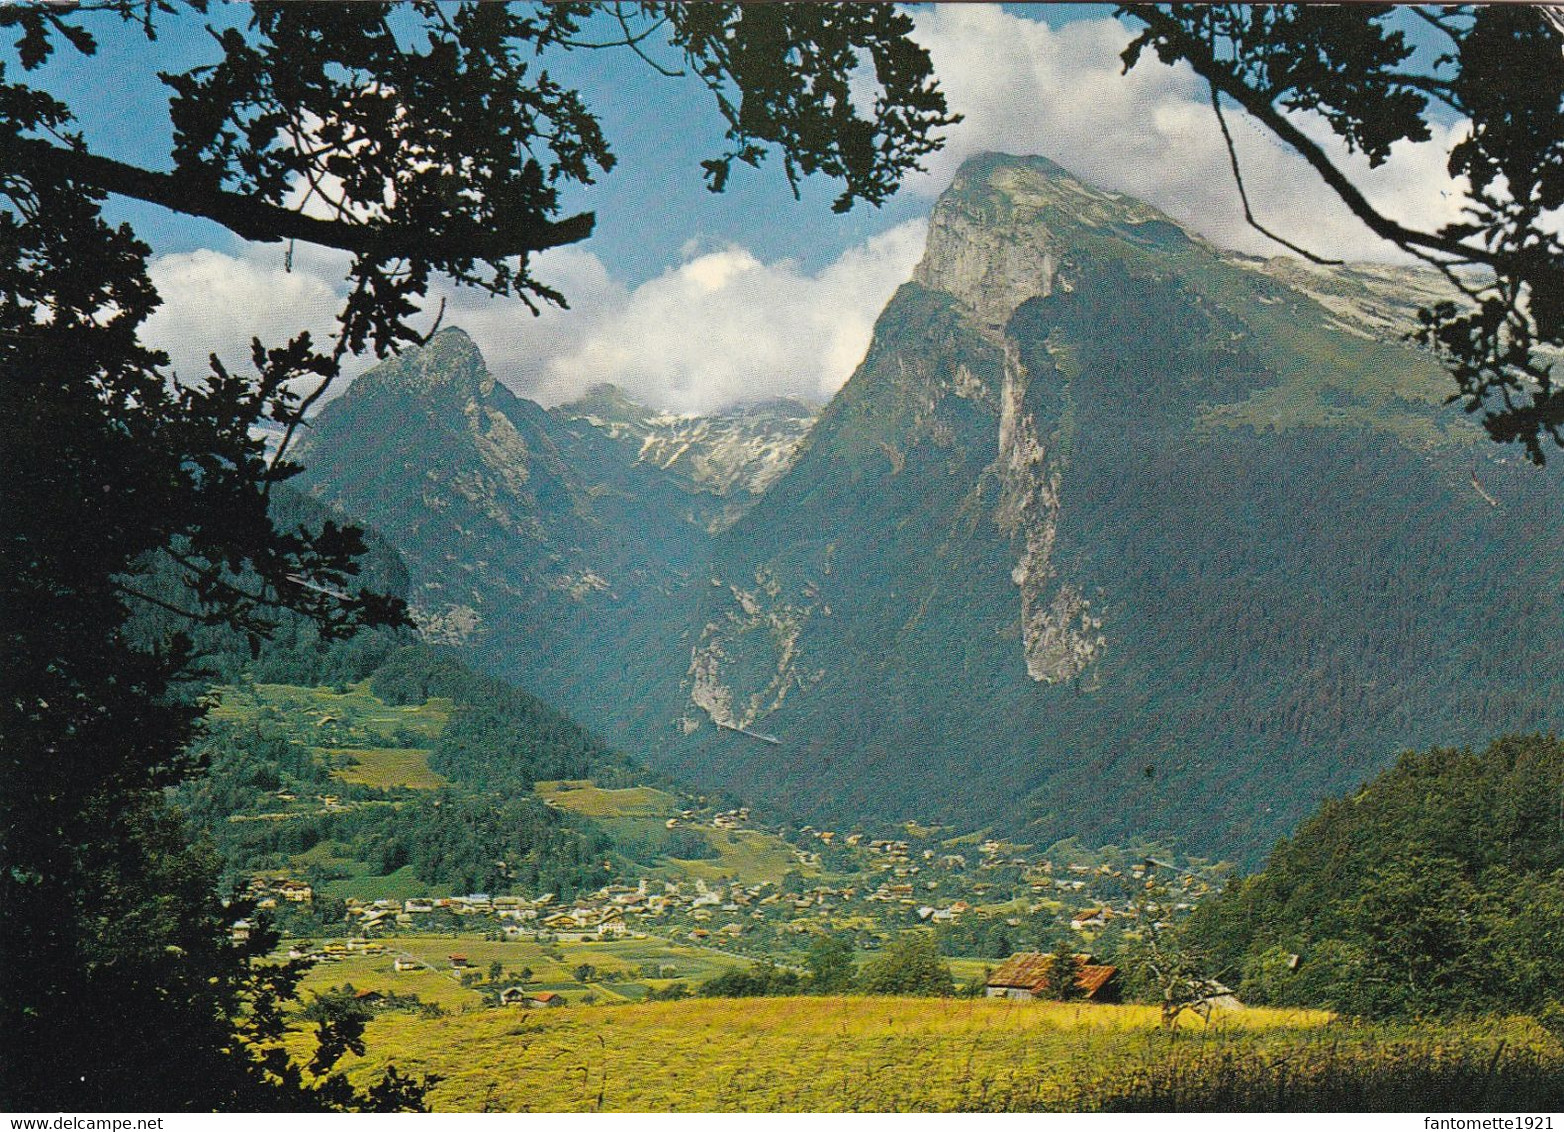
{"left": 291, "top": 995, "right": 1563, "bottom": 1112}
{"left": 537, "top": 779, "right": 805, "bottom": 885}
{"left": 296, "top": 932, "right": 743, "bottom": 1009}
{"left": 209, "top": 681, "right": 453, "bottom": 792}
{"left": 326, "top": 746, "right": 448, "bottom": 790}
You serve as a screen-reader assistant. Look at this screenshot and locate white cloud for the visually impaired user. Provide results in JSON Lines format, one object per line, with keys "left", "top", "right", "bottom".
{"left": 143, "top": 244, "right": 348, "bottom": 384}
{"left": 425, "top": 220, "right": 928, "bottom": 414}
{"left": 142, "top": 221, "right": 927, "bottom": 417}
{"left": 907, "top": 7, "right": 1469, "bottom": 263}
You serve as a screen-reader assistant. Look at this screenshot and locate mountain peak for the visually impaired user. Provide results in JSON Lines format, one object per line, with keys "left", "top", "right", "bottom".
{"left": 352, "top": 325, "right": 494, "bottom": 402}
{"left": 559, "top": 383, "right": 655, "bottom": 426}
{"left": 949, "top": 151, "right": 1071, "bottom": 189}
{"left": 914, "top": 153, "right": 1187, "bottom": 330}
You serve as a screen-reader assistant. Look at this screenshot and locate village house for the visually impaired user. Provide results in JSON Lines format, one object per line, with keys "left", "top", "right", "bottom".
{"left": 393, "top": 957, "right": 420, "bottom": 972}
{"left": 527, "top": 991, "right": 565, "bottom": 1008}
{"left": 1070, "top": 907, "right": 1112, "bottom": 931}
{"left": 985, "top": 953, "right": 1121, "bottom": 1003}
{"left": 498, "top": 986, "right": 528, "bottom": 1006}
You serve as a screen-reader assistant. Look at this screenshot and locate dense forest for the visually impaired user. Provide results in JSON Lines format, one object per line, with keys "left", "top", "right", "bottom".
{"left": 1183, "top": 733, "right": 1564, "bottom": 1020}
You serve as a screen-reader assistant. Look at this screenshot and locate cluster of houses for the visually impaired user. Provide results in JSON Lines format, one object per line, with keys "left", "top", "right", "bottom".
{"left": 249, "top": 830, "right": 1213, "bottom": 961}
{"left": 248, "top": 851, "right": 1208, "bottom": 951}
{"left": 245, "top": 875, "right": 315, "bottom": 907}
{"left": 326, "top": 877, "right": 804, "bottom": 943}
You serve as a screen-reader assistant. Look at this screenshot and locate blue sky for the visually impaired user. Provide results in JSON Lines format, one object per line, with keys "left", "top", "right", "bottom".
{"left": 10, "top": 3, "right": 1468, "bottom": 412}
{"left": 19, "top": 2, "right": 1103, "bottom": 280}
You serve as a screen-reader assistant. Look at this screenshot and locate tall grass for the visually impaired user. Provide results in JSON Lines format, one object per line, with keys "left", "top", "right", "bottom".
{"left": 1045, "top": 1020, "right": 1564, "bottom": 1113}
{"left": 315, "top": 997, "right": 1564, "bottom": 1112}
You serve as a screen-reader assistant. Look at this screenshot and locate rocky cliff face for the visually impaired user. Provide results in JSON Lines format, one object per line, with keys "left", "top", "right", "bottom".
{"left": 911, "top": 154, "right": 1204, "bottom": 684}
{"left": 913, "top": 154, "right": 1166, "bottom": 332}
{"left": 294, "top": 328, "right": 716, "bottom": 654}
{"left": 993, "top": 338, "right": 1103, "bottom": 684}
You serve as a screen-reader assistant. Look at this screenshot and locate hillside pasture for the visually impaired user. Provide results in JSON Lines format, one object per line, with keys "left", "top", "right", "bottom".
{"left": 536, "top": 780, "right": 680, "bottom": 818}
{"left": 323, "top": 746, "right": 447, "bottom": 790}
{"left": 209, "top": 682, "right": 452, "bottom": 745}
{"left": 537, "top": 780, "right": 806, "bottom": 884}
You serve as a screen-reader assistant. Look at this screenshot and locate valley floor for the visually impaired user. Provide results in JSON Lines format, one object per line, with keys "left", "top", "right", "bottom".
{"left": 300, "top": 996, "right": 1562, "bottom": 1113}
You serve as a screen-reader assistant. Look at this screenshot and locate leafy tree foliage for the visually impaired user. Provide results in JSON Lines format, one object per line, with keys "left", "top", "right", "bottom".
{"left": 1122, "top": 880, "right": 1226, "bottom": 1029}
{"left": 1185, "top": 733, "right": 1564, "bottom": 1019}
{"left": 1, "top": 0, "right": 950, "bottom": 1109}
{"left": 1040, "top": 948, "right": 1084, "bottom": 1003}
{"left": 805, "top": 932, "right": 857, "bottom": 994}
{"left": 0, "top": 47, "right": 408, "bottom": 1114}
{"left": 1122, "top": 5, "right": 1564, "bottom": 461}
{"left": 699, "top": 963, "right": 803, "bottom": 999}
{"left": 858, "top": 935, "right": 954, "bottom": 997}
{"left": 933, "top": 912, "right": 1061, "bottom": 960}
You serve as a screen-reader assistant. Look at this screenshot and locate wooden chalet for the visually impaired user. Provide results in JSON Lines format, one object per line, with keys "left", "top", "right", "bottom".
{"left": 985, "top": 952, "right": 1120, "bottom": 1003}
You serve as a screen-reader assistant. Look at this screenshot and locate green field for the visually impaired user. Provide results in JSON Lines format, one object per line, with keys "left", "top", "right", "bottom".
{"left": 537, "top": 780, "right": 679, "bottom": 818}
{"left": 210, "top": 681, "right": 453, "bottom": 738}
{"left": 296, "top": 932, "right": 743, "bottom": 1011}
{"left": 318, "top": 865, "right": 451, "bottom": 903}
{"left": 210, "top": 682, "right": 453, "bottom": 791}
{"left": 325, "top": 746, "right": 447, "bottom": 789}
{"left": 538, "top": 779, "right": 807, "bottom": 885}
